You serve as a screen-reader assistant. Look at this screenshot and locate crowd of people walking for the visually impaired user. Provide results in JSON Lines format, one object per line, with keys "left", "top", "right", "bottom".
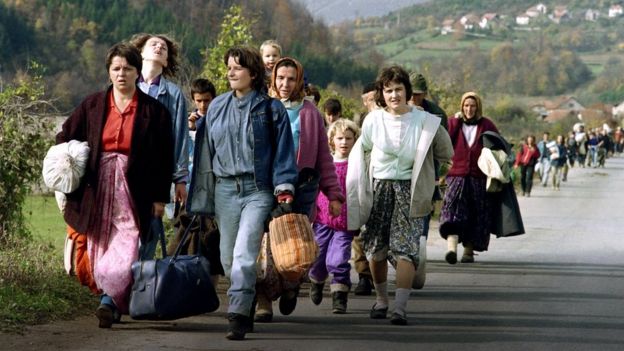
{"left": 52, "top": 34, "right": 619, "bottom": 341}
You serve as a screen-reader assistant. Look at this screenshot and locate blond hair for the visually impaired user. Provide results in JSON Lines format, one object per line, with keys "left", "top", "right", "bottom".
{"left": 260, "top": 39, "right": 282, "bottom": 55}
{"left": 327, "top": 119, "right": 360, "bottom": 154}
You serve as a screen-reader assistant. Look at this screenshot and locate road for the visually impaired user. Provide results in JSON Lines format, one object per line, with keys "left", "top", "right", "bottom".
{"left": 3, "top": 157, "right": 624, "bottom": 351}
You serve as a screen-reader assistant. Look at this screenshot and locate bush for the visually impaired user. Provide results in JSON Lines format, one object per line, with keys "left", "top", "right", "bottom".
{"left": 0, "top": 64, "right": 54, "bottom": 244}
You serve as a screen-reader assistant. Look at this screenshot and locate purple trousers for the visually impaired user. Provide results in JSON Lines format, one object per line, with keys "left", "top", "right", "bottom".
{"left": 309, "top": 222, "right": 354, "bottom": 287}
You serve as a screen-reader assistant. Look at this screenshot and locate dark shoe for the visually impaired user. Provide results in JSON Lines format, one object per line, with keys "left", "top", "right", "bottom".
{"left": 95, "top": 304, "right": 114, "bottom": 329}
{"left": 460, "top": 254, "right": 475, "bottom": 263}
{"left": 332, "top": 291, "right": 348, "bottom": 314}
{"left": 390, "top": 312, "right": 408, "bottom": 325}
{"left": 354, "top": 276, "right": 373, "bottom": 296}
{"left": 254, "top": 312, "right": 273, "bottom": 323}
{"left": 226, "top": 313, "right": 251, "bottom": 340}
{"left": 279, "top": 288, "right": 299, "bottom": 315}
{"left": 445, "top": 251, "right": 457, "bottom": 265}
{"left": 309, "top": 282, "right": 325, "bottom": 305}
{"left": 369, "top": 304, "right": 388, "bottom": 319}
{"left": 112, "top": 309, "right": 122, "bottom": 323}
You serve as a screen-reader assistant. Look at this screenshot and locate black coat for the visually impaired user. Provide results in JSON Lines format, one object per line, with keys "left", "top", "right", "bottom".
{"left": 56, "top": 87, "right": 174, "bottom": 242}
{"left": 480, "top": 131, "right": 525, "bottom": 237}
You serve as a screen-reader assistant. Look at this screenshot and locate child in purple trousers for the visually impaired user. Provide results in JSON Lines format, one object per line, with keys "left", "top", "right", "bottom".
{"left": 309, "top": 119, "right": 360, "bottom": 314}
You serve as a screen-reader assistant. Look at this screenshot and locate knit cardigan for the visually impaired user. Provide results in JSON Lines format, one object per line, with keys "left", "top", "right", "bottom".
{"left": 446, "top": 116, "right": 499, "bottom": 178}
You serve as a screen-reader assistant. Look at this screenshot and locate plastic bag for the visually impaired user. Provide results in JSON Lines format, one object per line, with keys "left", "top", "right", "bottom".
{"left": 42, "top": 140, "right": 90, "bottom": 193}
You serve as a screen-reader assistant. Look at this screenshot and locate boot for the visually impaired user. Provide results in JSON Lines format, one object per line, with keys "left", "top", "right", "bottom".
{"left": 226, "top": 313, "right": 251, "bottom": 340}
{"left": 278, "top": 287, "right": 299, "bottom": 315}
{"left": 354, "top": 276, "right": 373, "bottom": 296}
{"left": 309, "top": 281, "right": 325, "bottom": 305}
{"left": 332, "top": 291, "right": 348, "bottom": 314}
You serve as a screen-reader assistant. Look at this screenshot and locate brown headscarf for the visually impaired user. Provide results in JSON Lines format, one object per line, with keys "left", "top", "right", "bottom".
{"left": 270, "top": 57, "right": 305, "bottom": 102}
{"left": 459, "top": 91, "right": 483, "bottom": 125}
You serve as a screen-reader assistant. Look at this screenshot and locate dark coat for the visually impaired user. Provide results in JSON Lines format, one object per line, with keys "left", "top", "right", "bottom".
{"left": 56, "top": 87, "right": 174, "bottom": 242}
{"left": 480, "top": 131, "right": 525, "bottom": 237}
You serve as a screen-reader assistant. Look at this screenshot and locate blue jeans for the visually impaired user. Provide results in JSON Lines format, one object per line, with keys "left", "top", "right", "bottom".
{"left": 215, "top": 175, "right": 274, "bottom": 316}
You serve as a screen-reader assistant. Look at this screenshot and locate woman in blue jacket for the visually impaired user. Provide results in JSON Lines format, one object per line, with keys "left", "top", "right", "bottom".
{"left": 187, "top": 46, "right": 298, "bottom": 341}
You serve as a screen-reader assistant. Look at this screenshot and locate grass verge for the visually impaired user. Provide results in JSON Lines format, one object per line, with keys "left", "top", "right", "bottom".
{"left": 0, "top": 195, "right": 95, "bottom": 333}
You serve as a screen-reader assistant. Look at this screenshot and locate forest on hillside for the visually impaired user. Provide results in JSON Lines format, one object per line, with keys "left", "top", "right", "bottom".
{"left": 0, "top": 0, "right": 376, "bottom": 111}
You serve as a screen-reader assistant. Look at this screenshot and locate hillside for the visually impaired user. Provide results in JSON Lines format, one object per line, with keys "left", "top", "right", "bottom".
{"left": 0, "top": 0, "right": 376, "bottom": 111}
{"left": 295, "top": 0, "right": 429, "bottom": 24}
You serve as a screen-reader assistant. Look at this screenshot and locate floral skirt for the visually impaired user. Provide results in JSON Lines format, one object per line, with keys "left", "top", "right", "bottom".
{"left": 439, "top": 176, "right": 490, "bottom": 251}
{"left": 362, "top": 179, "right": 424, "bottom": 266}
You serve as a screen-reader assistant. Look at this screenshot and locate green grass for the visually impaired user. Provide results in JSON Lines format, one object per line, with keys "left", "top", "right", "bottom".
{"left": 0, "top": 194, "right": 94, "bottom": 332}
{"left": 23, "top": 194, "right": 67, "bottom": 250}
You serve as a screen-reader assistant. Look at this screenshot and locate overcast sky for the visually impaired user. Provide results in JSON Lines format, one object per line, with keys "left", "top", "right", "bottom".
{"left": 296, "top": 0, "right": 430, "bottom": 25}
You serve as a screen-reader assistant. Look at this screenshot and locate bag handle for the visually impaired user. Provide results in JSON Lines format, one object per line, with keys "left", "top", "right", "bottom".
{"left": 171, "top": 214, "right": 199, "bottom": 260}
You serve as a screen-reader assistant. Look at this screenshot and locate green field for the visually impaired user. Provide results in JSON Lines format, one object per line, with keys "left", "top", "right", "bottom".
{"left": 23, "top": 194, "right": 66, "bottom": 250}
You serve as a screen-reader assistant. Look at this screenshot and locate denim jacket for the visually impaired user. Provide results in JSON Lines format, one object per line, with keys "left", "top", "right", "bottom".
{"left": 153, "top": 77, "right": 189, "bottom": 184}
{"left": 187, "top": 91, "right": 298, "bottom": 216}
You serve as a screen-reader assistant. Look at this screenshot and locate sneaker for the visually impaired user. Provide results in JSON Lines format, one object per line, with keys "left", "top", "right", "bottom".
{"left": 309, "top": 282, "right": 325, "bottom": 305}
{"left": 390, "top": 312, "right": 408, "bottom": 325}
{"left": 95, "top": 304, "right": 114, "bottom": 329}
{"left": 445, "top": 251, "right": 457, "bottom": 265}
{"left": 354, "top": 276, "right": 373, "bottom": 296}
{"left": 278, "top": 287, "right": 299, "bottom": 315}
{"left": 331, "top": 291, "right": 348, "bottom": 314}
{"left": 226, "top": 313, "right": 251, "bottom": 340}
{"left": 369, "top": 304, "right": 388, "bottom": 319}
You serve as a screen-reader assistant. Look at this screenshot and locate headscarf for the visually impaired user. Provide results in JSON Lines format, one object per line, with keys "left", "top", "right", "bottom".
{"left": 459, "top": 91, "right": 483, "bottom": 125}
{"left": 270, "top": 57, "right": 305, "bottom": 102}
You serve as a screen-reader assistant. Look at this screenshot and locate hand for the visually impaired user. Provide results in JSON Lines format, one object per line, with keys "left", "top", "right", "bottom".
{"left": 152, "top": 202, "right": 165, "bottom": 217}
{"left": 188, "top": 111, "right": 201, "bottom": 131}
{"left": 277, "top": 192, "right": 293, "bottom": 204}
{"left": 175, "top": 183, "right": 188, "bottom": 205}
{"left": 329, "top": 200, "right": 342, "bottom": 217}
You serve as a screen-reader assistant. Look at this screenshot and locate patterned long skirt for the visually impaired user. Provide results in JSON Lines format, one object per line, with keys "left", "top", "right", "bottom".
{"left": 439, "top": 176, "right": 491, "bottom": 252}
{"left": 362, "top": 179, "right": 425, "bottom": 266}
{"left": 87, "top": 152, "right": 140, "bottom": 314}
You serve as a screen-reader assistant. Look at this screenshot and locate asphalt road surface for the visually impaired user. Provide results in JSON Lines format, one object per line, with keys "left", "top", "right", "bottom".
{"left": 3, "top": 157, "right": 624, "bottom": 351}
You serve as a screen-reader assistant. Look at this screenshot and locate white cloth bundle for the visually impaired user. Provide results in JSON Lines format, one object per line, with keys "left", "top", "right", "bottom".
{"left": 42, "top": 140, "right": 90, "bottom": 194}
{"left": 478, "top": 148, "right": 511, "bottom": 192}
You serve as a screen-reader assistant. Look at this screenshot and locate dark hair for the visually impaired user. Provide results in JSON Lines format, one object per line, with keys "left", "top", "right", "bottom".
{"left": 362, "top": 82, "right": 376, "bottom": 95}
{"left": 323, "top": 98, "right": 342, "bottom": 115}
{"left": 130, "top": 33, "right": 180, "bottom": 78}
{"left": 374, "top": 66, "right": 413, "bottom": 108}
{"left": 106, "top": 43, "right": 142, "bottom": 74}
{"left": 306, "top": 84, "right": 321, "bottom": 104}
{"left": 224, "top": 46, "right": 265, "bottom": 92}
{"left": 191, "top": 78, "right": 216, "bottom": 98}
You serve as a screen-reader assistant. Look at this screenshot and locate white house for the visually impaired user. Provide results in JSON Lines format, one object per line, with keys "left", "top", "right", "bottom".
{"left": 441, "top": 18, "right": 455, "bottom": 34}
{"left": 526, "top": 3, "right": 547, "bottom": 17}
{"left": 459, "top": 13, "right": 480, "bottom": 30}
{"left": 480, "top": 13, "right": 498, "bottom": 29}
{"left": 609, "top": 4, "right": 623, "bottom": 18}
{"left": 516, "top": 13, "right": 530, "bottom": 25}
{"left": 585, "top": 9, "right": 600, "bottom": 21}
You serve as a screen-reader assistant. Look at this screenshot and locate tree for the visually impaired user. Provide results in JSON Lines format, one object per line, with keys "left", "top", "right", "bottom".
{"left": 201, "top": 5, "right": 255, "bottom": 94}
{"left": 0, "top": 64, "right": 55, "bottom": 244}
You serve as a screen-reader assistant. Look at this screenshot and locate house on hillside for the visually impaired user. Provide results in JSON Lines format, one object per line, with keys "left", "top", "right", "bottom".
{"left": 480, "top": 13, "right": 498, "bottom": 29}
{"left": 550, "top": 5, "right": 570, "bottom": 23}
{"left": 526, "top": 3, "right": 547, "bottom": 17}
{"left": 609, "top": 4, "right": 623, "bottom": 18}
{"left": 459, "top": 13, "right": 480, "bottom": 30}
{"left": 612, "top": 100, "right": 624, "bottom": 118}
{"left": 585, "top": 9, "right": 600, "bottom": 21}
{"left": 441, "top": 18, "right": 455, "bottom": 34}
{"left": 516, "top": 13, "right": 530, "bottom": 25}
{"left": 532, "top": 96, "right": 585, "bottom": 119}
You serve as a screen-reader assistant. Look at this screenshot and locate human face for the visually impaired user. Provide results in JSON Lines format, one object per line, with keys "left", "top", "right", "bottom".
{"left": 193, "top": 92, "right": 213, "bottom": 116}
{"left": 325, "top": 112, "right": 341, "bottom": 125}
{"left": 410, "top": 92, "right": 425, "bottom": 107}
{"left": 462, "top": 97, "right": 478, "bottom": 120}
{"left": 227, "top": 56, "right": 254, "bottom": 97}
{"left": 262, "top": 46, "right": 280, "bottom": 71}
{"left": 275, "top": 65, "right": 297, "bottom": 100}
{"left": 108, "top": 56, "right": 138, "bottom": 94}
{"left": 382, "top": 81, "right": 409, "bottom": 115}
{"left": 333, "top": 129, "right": 356, "bottom": 159}
{"left": 361, "top": 91, "right": 376, "bottom": 112}
{"left": 542, "top": 133, "right": 550, "bottom": 141}
{"left": 527, "top": 136, "right": 535, "bottom": 146}
{"left": 141, "top": 37, "right": 168, "bottom": 67}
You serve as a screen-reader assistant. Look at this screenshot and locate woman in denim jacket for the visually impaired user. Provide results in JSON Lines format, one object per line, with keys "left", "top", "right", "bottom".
{"left": 187, "top": 46, "right": 298, "bottom": 341}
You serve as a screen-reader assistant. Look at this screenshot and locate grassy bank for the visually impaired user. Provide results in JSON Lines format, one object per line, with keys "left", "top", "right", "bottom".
{"left": 0, "top": 195, "right": 94, "bottom": 332}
